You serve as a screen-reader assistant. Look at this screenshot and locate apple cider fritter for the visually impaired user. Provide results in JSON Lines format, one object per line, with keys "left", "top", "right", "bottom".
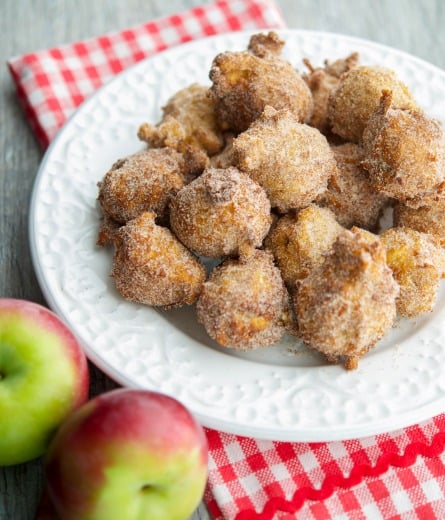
{"left": 327, "top": 65, "right": 417, "bottom": 142}
{"left": 233, "top": 106, "right": 337, "bottom": 212}
{"left": 97, "top": 148, "right": 185, "bottom": 226}
{"left": 295, "top": 228, "right": 399, "bottom": 369}
{"left": 302, "top": 52, "right": 359, "bottom": 135}
{"left": 196, "top": 248, "right": 291, "bottom": 350}
{"left": 394, "top": 199, "right": 445, "bottom": 247}
{"left": 361, "top": 90, "right": 445, "bottom": 207}
{"left": 317, "top": 142, "right": 389, "bottom": 230}
{"left": 97, "top": 146, "right": 207, "bottom": 233}
{"left": 138, "top": 83, "right": 224, "bottom": 156}
{"left": 265, "top": 205, "right": 343, "bottom": 290}
{"left": 169, "top": 166, "right": 271, "bottom": 258}
{"left": 380, "top": 227, "right": 445, "bottom": 317}
{"left": 111, "top": 212, "right": 205, "bottom": 309}
{"left": 209, "top": 31, "right": 313, "bottom": 133}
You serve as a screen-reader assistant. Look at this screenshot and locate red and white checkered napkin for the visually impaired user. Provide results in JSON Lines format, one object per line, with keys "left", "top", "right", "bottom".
{"left": 205, "top": 418, "right": 445, "bottom": 519}
{"left": 8, "top": 0, "right": 445, "bottom": 518}
{"left": 7, "top": 0, "right": 284, "bottom": 149}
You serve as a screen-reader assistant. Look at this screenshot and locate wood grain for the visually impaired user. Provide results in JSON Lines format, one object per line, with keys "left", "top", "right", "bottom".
{"left": 0, "top": 1, "right": 443, "bottom": 518}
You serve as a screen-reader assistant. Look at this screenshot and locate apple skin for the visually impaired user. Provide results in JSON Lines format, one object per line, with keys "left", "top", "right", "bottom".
{"left": 0, "top": 298, "right": 89, "bottom": 466}
{"left": 45, "top": 388, "right": 209, "bottom": 520}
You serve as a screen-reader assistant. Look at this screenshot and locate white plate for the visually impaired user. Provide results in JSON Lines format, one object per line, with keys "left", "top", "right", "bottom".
{"left": 30, "top": 29, "right": 445, "bottom": 441}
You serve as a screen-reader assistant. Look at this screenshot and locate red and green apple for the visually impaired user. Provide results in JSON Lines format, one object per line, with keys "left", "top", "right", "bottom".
{"left": 0, "top": 298, "right": 89, "bottom": 466}
{"left": 45, "top": 388, "right": 209, "bottom": 520}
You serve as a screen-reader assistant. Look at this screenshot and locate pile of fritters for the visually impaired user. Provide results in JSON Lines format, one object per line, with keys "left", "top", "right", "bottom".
{"left": 97, "top": 32, "right": 445, "bottom": 369}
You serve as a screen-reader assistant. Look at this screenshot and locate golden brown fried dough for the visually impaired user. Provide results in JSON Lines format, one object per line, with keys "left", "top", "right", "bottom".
{"left": 97, "top": 148, "right": 196, "bottom": 226}
{"left": 209, "top": 133, "right": 235, "bottom": 168}
{"left": 295, "top": 228, "right": 399, "bottom": 369}
{"left": 362, "top": 91, "right": 445, "bottom": 207}
{"left": 265, "top": 205, "right": 343, "bottom": 289}
{"left": 111, "top": 212, "right": 205, "bottom": 308}
{"left": 317, "top": 142, "right": 389, "bottom": 229}
{"left": 247, "top": 31, "right": 285, "bottom": 58}
{"left": 303, "top": 52, "right": 359, "bottom": 134}
{"left": 196, "top": 249, "right": 291, "bottom": 350}
{"left": 209, "top": 32, "right": 313, "bottom": 133}
{"left": 327, "top": 65, "right": 417, "bottom": 143}
{"left": 138, "top": 83, "right": 224, "bottom": 156}
{"left": 169, "top": 166, "right": 271, "bottom": 258}
{"left": 380, "top": 227, "right": 445, "bottom": 317}
{"left": 233, "top": 106, "right": 337, "bottom": 212}
{"left": 98, "top": 35, "right": 445, "bottom": 362}
{"left": 394, "top": 199, "right": 445, "bottom": 247}
{"left": 96, "top": 214, "right": 121, "bottom": 247}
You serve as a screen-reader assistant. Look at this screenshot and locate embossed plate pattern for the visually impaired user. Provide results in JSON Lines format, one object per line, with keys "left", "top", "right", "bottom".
{"left": 30, "top": 30, "right": 445, "bottom": 441}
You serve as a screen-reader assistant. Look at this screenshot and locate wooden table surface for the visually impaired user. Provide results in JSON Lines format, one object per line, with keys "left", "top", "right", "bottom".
{"left": 1, "top": 1, "right": 444, "bottom": 518}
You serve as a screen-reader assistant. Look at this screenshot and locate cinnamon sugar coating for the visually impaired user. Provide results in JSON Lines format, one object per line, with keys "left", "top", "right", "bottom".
{"left": 394, "top": 199, "right": 445, "bottom": 247}
{"left": 233, "top": 106, "right": 337, "bottom": 212}
{"left": 295, "top": 228, "right": 399, "bottom": 369}
{"left": 209, "top": 32, "right": 313, "bottom": 133}
{"left": 327, "top": 65, "right": 417, "bottom": 143}
{"left": 247, "top": 31, "right": 285, "bottom": 58}
{"left": 137, "top": 83, "right": 224, "bottom": 156}
{"left": 380, "top": 227, "right": 445, "bottom": 317}
{"left": 169, "top": 166, "right": 272, "bottom": 258}
{"left": 317, "top": 142, "right": 389, "bottom": 229}
{"left": 97, "top": 147, "right": 197, "bottom": 226}
{"left": 303, "top": 52, "right": 359, "bottom": 135}
{"left": 209, "top": 133, "right": 235, "bottom": 168}
{"left": 265, "top": 205, "right": 343, "bottom": 290}
{"left": 111, "top": 212, "right": 205, "bottom": 309}
{"left": 361, "top": 91, "right": 445, "bottom": 207}
{"left": 196, "top": 249, "right": 291, "bottom": 350}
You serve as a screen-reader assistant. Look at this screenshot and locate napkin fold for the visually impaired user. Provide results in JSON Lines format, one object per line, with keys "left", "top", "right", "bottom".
{"left": 8, "top": 0, "right": 445, "bottom": 518}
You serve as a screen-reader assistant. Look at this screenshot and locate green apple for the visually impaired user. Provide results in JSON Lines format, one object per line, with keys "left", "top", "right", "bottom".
{"left": 45, "top": 389, "right": 209, "bottom": 520}
{"left": 0, "top": 298, "right": 89, "bottom": 465}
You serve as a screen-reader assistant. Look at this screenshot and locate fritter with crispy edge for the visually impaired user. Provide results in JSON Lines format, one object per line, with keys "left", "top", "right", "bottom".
{"left": 380, "top": 226, "right": 445, "bottom": 318}
{"left": 317, "top": 142, "right": 389, "bottom": 229}
{"left": 295, "top": 227, "right": 399, "bottom": 370}
{"left": 327, "top": 65, "right": 417, "bottom": 143}
{"left": 196, "top": 248, "right": 291, "bottom": 350}
{"left": 111, "top": 212, "right": 205, "bottom": 309}
{"left": 169, "top": 166, "right": 272, "bottom": 258}
{"left": 361, "top": 90, "right": 445, "bottom": 208}
{"left": 97, "top": 147, "right": 207, "bottom": 239}
{"left": 138, "top": 83, "right": 224, "bottom": 156}
{"left": 265, "top": 204, "right": 343, "bottom": 290}
{"left": 302, "top": 52, "right": 359, "bottom": 135}
{"left": 209, "top": 31, "right": 313, "bottom": 133}
{"left": 394, "top": 199, "right": 445, "bottom": 247}
{"left": 233, "top": 106, "right": 337, "bottom": 212}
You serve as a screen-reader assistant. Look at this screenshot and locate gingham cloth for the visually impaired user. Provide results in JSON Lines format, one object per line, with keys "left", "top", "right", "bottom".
{"left": 7, "top": 1, "right": 445, "bottom": 518}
